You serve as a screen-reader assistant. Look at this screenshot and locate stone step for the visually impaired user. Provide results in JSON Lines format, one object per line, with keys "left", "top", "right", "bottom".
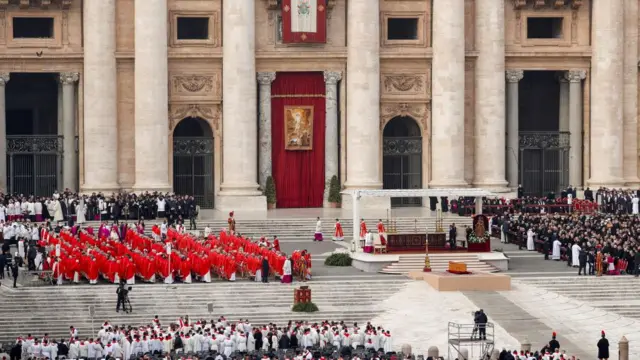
{"left": 379, "top": 253, "right": 497, "bottom": 274}
{"left": 0, "top": 278, "right": 406, "bottom": 342}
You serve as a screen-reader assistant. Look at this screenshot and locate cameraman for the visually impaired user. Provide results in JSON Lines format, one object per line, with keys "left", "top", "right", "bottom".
{"left": 474, "top": 309, "right": 488, "bottom": 340}
{"left": 116, "top": 280, "right": 128, "bottom": 313}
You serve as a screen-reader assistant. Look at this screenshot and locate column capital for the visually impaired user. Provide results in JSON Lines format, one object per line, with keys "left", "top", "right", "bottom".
{"left": 323, "top": 71, "right": 342, "bottom": 85}
{"left": 257, "top": 72, "right": 276, "bottom": 85}
{"left": 505, "top": 70, "right": 524, "bottom": 83}
{"left": 0, "top": 73, "right": 9, "bottom": 86}
{"left": 59, "top": 72, "right": 79, "bottom": 85}
{"left": 565, "top": 70, "right": 586, "bottom": 83}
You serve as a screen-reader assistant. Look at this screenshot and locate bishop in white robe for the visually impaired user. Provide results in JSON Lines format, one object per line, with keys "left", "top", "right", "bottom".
{"left": 527, "top": 229, "right": 535, "bottom": 251}
{"left": 552, "top": 239, "right": 561, "bottom": 260}
{"left": 571, "top": 242, "right": 581, "bottom": 267}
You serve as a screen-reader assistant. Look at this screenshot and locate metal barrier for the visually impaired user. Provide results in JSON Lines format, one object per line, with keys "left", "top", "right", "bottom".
{"left": 448, "top": 322, "right": 494, "bottom": 360}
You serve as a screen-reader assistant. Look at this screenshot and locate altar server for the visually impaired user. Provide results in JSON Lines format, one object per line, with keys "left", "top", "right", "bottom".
{"left": 333, "top": 219, "right": 344, "bottom": 241}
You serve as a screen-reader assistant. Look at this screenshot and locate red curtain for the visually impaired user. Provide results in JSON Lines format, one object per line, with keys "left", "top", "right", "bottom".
{"left": 271, "top": 72, "right": 326, "bottom": 208}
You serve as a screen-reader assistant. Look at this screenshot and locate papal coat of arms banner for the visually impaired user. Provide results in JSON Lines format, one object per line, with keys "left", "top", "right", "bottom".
{"left": 282, "top": 0, "right": 327, "bottom": 43}
{"left": 284, "top": 106, "right": 314, "bottom": 150}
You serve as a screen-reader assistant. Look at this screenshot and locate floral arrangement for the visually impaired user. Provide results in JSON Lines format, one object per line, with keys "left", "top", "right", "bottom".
{"left": 468, "top": 231, "right": 490, "bottom": 244}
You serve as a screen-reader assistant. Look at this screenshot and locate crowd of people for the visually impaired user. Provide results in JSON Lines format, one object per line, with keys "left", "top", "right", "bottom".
{"left": 6, "top": 317, "right": 395, "bottom": 360}
{"left": 498, "top": 188, "right": 640, "bottom": 276}
{"left": 33, "top": 219, "right": 312, "bottom": 286}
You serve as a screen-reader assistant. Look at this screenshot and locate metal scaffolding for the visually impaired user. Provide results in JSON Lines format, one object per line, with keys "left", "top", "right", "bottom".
{"left": 448, "top": 322, "right": 495, "bottom": 360}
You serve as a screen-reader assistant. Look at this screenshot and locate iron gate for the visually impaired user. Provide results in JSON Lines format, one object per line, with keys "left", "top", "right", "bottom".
{"left": 7, "top": 135, "right": 62, "bottom": 196}
{"left": 519, "top": 131, "right": 569, "bottom": 197}
{"left": 383, "top": 136, "right": 423, "bottom": 207}
{"left": 173, "top": 137, "right": 214, "bottom": 208}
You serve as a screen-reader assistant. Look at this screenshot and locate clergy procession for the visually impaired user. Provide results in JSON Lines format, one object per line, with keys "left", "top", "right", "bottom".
{"left": 9, "top": 317, "right": 395, "bottom": 360}
{"left": 33, "top": 220, "right": 311, "bottom": 286}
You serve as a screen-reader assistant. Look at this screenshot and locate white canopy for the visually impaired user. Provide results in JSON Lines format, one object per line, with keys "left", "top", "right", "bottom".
{"left": 342, "top": 188, "right": 496, "bottom": 252}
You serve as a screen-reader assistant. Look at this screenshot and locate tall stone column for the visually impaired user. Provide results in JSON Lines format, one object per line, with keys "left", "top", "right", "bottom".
{"left": 218, "top": 0, "right": 264, "bottom": 210}
{"left": 82, "top": 0, "right": 119, "bottom": 193}
{"left": 324, "top": 71, "right": 341, "bottom": 205}
{"left": 60, "top": 72, "right": 79, "bottom": 191}
{"left": 133, "top": 0, "right": 171, "bottom": 192}
{"left": 345, "top": 0, "right": 380, "bottom": 191}
{"left": 505, "top": 70, "right": 524, "bottom": 188}
{"left": 565, "top": 70, "right": 586, "bottom": 188}
{"left": 558, "top": 75, "right": 569, "bottom": 187}
{"left": 473, "top": 0, "right": 507, "bottom": 189}
{"left": 430, "top": 0, "right": 467, "bottom": 187}
{"left": 257, "top": 72, "right": 276, "bottom": 190}
{"left": 0, "top": 74, "right": 8, "bottom": 192}
{"left": 589, "top": 0, "right": 624, "bottom": 186}
{"left": 624, "top": 0, "right": 640, "bottom": 185}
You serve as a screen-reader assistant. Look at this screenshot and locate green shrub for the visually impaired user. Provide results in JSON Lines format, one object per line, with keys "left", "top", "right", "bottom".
{"left": 324, "top": 252, "right": 352, "bottom": 266}
{"left": 328, "top": 175, "right": 342, "bottom": 204}
{"left": 265, "top": 176, "right": 276, "bottom": 204}
{"left": 292, "top": 301, "right": 319, "bottom": 312}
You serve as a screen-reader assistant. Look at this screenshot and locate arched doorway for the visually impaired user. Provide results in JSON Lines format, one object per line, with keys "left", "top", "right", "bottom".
{"left": 383, "top": 116, "right": 423, "bottom": 207}
{"left": 173, "top": 117, "right": 214, "bottom": 208}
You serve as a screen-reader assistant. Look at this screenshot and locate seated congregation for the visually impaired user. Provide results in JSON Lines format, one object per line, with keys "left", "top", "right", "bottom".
{"left": 38, "top": 225, "right": 311, "bottom": 285}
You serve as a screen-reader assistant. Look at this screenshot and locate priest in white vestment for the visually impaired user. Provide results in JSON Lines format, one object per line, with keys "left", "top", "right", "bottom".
{"left": 281, "top": 257, "right": 292, "bottom": 283}
{"left": 527, "top": 229, "right": 535, "bottom": 251}
{"left": 633, "top": 196, "right": 639, "bottom": 215}
{"left": 76, "top": 199, "right": 86, "bottom": 224}
{"left": 314, "top": 217, "right": 323, "bottom": 241}
{"left": 552, "top": 238, "right": 561, "bottom": 260}
{"left": 363, "top": 231, "right": 374, "bottom": 253}
{"left": 53, "top": 199, "right": 64, "bottom": 223}
{"left": 571, "top": 242, "right": 581, "bottom": 267}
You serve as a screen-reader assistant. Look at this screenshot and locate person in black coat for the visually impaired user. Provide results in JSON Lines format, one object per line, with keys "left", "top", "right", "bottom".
{"left": 10, "top": 340, "right": 21, "bottom": 360}
{"left": 548, "top": 332, "right": 560, "bottom": 353}
{"left": 278, "top": 332, "right": 290, "bottom": 349}
{"left": 578, "top": 249, "right": 587, "bottom": 275}
{"left": 597, "top": 331, "right": 609, "bottom": 360}
{"left": 254, "top": 330, "right": 263, "bottom": 350}
{"left": 0, "top": 253, "right": 5, "bottom": 279}
{"left": 261, "top": 257, "right": 270, "bottom": 283}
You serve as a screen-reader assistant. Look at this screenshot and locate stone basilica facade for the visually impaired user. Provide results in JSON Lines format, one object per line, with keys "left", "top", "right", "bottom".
{"left": 0, "top": 0, "right": 634, "bottom": 210}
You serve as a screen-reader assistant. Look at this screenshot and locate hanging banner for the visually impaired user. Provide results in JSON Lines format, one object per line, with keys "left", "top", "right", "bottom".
{"left": 282, "top": 0, "right": 327, "bottom": 44}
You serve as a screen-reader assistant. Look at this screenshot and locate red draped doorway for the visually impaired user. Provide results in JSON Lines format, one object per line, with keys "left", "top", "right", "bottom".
{"left": 271, "top": 72, "right": 326, "bottom": 208}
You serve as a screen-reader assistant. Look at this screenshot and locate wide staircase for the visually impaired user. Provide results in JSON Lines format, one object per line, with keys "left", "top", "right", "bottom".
{"left": 0, "top": 277, "right": 407, "bottom": 342}
{"left": 84, "top": 216, "right": 474, "bottom": 242}
{"left": 380, "top": 253, "right": 498, "bottom": 274}
{"left": 516, "top": 276, "right": 640, "bottom": 319}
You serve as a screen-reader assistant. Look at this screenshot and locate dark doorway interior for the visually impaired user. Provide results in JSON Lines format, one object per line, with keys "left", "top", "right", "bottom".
{"left": 173, "top": 117, "right": 214, "bottom": 208}
{"left": 382, "top": 116, "right": 422, "bottom": 207}
{"left": 518, "top": 70, "right": 568, "bottom": 197}
{"left": 5, "top": 73, "right": 60, "bottom": 196}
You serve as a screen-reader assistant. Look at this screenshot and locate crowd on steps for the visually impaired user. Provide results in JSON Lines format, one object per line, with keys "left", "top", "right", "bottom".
{"left": 1, "top": 211, "right": 311, "bottom": 286}
{"left": 4, "top": 317, "right": 397, "bottom": 360}
{"left": 502, "top": 210, "right": 640, "bottom": 276}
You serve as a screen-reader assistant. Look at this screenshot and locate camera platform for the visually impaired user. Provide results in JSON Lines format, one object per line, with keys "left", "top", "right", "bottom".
{"left": 408, "top": 271, "right": 511, "bottom": 291}
{"left": 448, "top": 322, "right": 495, "bottom": 360}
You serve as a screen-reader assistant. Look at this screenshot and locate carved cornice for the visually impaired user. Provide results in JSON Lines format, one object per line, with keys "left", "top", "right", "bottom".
{"left": 0, "top": 73, "right": 9, "bottom": 86}
{"left": 173, "top": 75, "right": 214, "bottom": 93}
{"left": 170, "top": 104, "right": 221, "bottom": 132}
{"left": 380, "top": 102, "right": 430, "bottom": 132}
{"left": 564, "top": 69, "right": 586, "bottom": 83}
{"left": 505, "top": 70, "right": 524, "bottom": 83}
{"left": 323, "top": 71, "right": 341, "bottom": 85}
{"left": 513, "top": 0, "right": 582, "bottom": 10}
{"left": 383, "top": 75, "right": 424, "bottom": 93}
{"left": 59, "top": 72, "right": 79, "bottom": 85}
{"left": 257, "top": 72, "right": 276, "bottom": 85}
{"left": 0, "top": 0, "right": 72, "bottom": 9}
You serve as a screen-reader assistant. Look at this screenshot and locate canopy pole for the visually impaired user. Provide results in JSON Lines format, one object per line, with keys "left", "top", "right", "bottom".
{"left": 352, "top": 191, "right": 360, "bottom": 252}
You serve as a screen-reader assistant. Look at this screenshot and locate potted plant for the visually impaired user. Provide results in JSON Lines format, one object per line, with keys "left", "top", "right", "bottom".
{"left": 265, "top": 176, "right": 276, "bottom": 209}
{"left": 328, "top": 175, "right": 342, "bottom": 208}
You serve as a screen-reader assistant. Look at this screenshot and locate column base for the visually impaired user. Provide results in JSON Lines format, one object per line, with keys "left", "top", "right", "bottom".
{"left": 215, "top": 195, "right": 266, "bottom": 211}
{"left": 471, "top": 180, "right": 509, "bottom": 193}
{"left": 132, "top": 183, "right": 172, "bottom": 194}
{"left": 624, "top": 177, "right": 640, "bottom": 187}
{"left": 342, "top": 196, "right": 390, "bottom": 211}
{"left": 343, "top": 181, "right": 383, "bottom": 190}
{"left": 586, "top": 178, "right": 625, "bottom": 188}
{"left": 219, "top": 182, "right": 262, "bottom": 197}
{"left": 428, "top": 180, "right": 469, "bottom": 188}
{"left": 80, "top": 183, "right": 122, "bottom": 194}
